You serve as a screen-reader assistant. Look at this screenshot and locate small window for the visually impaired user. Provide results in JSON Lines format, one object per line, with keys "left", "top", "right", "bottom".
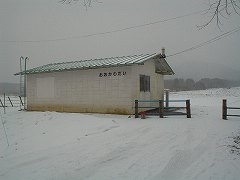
{"left": 140, "top": 75, "right": 150, "bottom": 92}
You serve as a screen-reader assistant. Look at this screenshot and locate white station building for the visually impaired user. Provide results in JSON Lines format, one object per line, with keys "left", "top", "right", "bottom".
{"left": 15, "top": 51, "right": 174, "bottom": 114}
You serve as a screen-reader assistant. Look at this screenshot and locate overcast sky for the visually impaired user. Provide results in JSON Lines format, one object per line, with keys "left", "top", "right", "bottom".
{"left": 1, "top": 0, "right": 240, "bottom": 83}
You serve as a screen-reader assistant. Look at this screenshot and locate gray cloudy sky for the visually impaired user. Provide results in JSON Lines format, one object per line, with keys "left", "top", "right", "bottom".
{"left": 1, "top": 0, "right": 240, "bottom": 83}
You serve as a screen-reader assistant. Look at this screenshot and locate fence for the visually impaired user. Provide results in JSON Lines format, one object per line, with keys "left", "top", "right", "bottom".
{"left": 134, "top": 99, "right": 191, "bottom": 118}
{"left": 222, "top": 99, "right": 240, "bottom": 120}
{"left": 0, "top": 93, "right": 25, "bottom": 112}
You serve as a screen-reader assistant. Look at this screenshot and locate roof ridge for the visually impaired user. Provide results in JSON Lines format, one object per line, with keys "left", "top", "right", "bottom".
{"left": 49, "top": 53, "right": 153, "bottom": 65}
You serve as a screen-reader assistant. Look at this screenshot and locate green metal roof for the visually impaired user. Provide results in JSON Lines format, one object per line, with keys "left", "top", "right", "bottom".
{"left": 15, "top": 53, "right": 174, "bottom": 75}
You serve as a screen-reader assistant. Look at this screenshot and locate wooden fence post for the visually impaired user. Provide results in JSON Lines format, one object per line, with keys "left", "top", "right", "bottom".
{"left": 222, "top": 99, "right": 227, "bottom": 120}
{"left": 165, "top": 89, "right": 169, "bottom": 108}
{"left": 135, "top": 100, "right": 139, "bottom": 118}
{"left": 159, "top": 100, "right": 164, "bottom": 118}
{"left": 186, "top": 100, "right": 191, "bottom": 118}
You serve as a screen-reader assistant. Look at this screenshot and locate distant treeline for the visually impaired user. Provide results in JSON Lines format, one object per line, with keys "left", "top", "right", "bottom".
{"left": 1, "top": 78, "right": 240, "bottom": 95}
{"left": 0, "top": 83, "right": 19, "bottom": 95}
{"left": 164, "top": 78, "right": 240, "bottom": 91}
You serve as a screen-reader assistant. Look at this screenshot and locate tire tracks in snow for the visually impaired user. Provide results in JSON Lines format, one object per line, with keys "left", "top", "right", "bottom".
{"left": 157, "top": 143, "right": 207, "bottom": 180}
{"left": 84, "top": 125, "right": 119, "bottom": 137}
{"left": 152, "top": 119, "right": 211, "bottom": 180}
{"left": 154, "top": 132, "right": 212, "bottom": 180}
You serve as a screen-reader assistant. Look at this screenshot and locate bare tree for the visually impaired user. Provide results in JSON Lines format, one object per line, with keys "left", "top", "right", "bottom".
{"left": 199, "top": 0, "right": 240, "bottom": 29}
{"left": 60, "top": 0, "right": 239, "bottom": 28}
{"left": 59, "top": 0, "right": 101, "bottom": 9}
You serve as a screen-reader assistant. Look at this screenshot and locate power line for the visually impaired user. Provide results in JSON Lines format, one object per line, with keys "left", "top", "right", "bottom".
{"left": 0, "top": 8, "right": 209, "bottom": 43}
{"left": 167, "top": 26, "right": 240, "bottom": 58}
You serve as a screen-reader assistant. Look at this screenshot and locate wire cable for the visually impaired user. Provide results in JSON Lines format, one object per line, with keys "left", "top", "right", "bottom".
{"left": 167, "top": 26, "right": 240, "bottom": 58}
{"left": 0, "top": 8, "right": 209, "bottom": 43}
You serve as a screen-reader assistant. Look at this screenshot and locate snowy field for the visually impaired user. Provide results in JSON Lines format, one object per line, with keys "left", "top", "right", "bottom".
{"left": 1, "top": 87, "right": 240, "bottom": 180}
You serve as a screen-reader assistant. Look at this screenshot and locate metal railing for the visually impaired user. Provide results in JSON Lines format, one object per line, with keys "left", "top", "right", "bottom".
{"left": 134, "top": 99, "right": 191, "bottom": 118}
{"left": 222, "top": 99, "right": 240, "bottom": 120}
{"left": 0, "top": 93, "right": 25, "bottom": 113}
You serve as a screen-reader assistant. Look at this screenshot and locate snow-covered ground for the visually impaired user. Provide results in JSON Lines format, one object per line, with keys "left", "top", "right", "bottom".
{"left": 0, "top": 87, "right": 240, "bottom": 180}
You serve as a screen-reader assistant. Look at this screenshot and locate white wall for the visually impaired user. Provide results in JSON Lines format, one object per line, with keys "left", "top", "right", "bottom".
{"left": 36, "top": 77, "right": 55, "bottom": 98}
{"left": 27, "top": 66, "right": 133, "bottom": 114}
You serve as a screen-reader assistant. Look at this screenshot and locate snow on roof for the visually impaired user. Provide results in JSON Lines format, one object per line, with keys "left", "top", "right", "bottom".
{"left": 14, "top": 53, "right": 174, "bottom": 75}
